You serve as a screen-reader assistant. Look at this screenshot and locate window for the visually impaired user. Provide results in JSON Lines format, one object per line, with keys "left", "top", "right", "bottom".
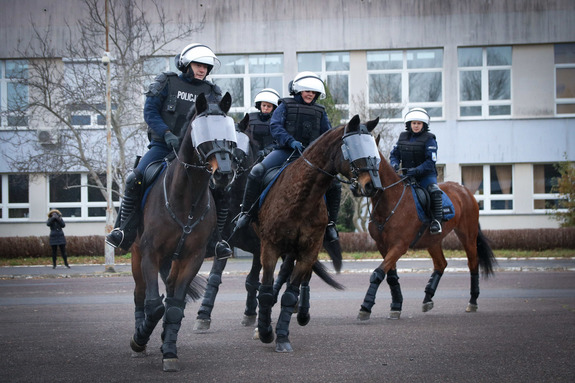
{"left": 458, "top": 46, "right": 512, "bottom": 118}
{"left": 0, "top": 60, "right": 29, "bottom": 127}
{"left": 49, "top": 173, "right": 119, "bottom": 220}
{"left": 367, "top": 49, "right": 443, "bottom": 120}
{"left": 533, "top": 164, "right": 565, "bottom": 211}
{"left": 461, "top": 165, "right": 513, "bottom": 212}
{"left": 211, "top": 54, "right": 284, "bottom": 118}
{"left": 0, "top": 174, "right": 29, "bottom": 220}
{"left": 555, "top": 43, "right": 575, "bottom": 116}
{"left": 298, "top": 52, "right": 350, "bottom": 119}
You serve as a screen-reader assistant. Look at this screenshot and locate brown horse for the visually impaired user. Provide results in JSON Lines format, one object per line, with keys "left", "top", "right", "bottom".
{"left": 358, "top": 150, "right": 496, "bottom": 321}
{"left": 129, "top": 93, "right": 237, "bottom": 372}
{"left": 255, "top": 115, "right": 382, "bottom": 353}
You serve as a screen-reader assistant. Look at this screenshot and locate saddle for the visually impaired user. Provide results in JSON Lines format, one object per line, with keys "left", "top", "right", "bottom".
{"left": 409, "top": 181, "right": 455, "bottom": 223}
{"left": 140, "top": 160, "right": 168, "bottom": 209}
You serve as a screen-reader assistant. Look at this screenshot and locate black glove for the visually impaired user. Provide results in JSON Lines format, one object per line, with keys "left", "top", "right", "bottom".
{"left": 164, "top": 131, "right": 180, "bottom": 152}
{"left": 289, "top": 140, "right": 304, "bottom": 152}
{"left": 392, "top": 163, "right": 400, "bottom": 172}
{"left": 406, "top": 168, "right": 419, "bottom": 177}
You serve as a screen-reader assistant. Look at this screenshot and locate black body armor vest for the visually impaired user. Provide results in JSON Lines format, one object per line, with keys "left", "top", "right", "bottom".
{"left": 396, "top": 131, "right": 436, "bottom": 168}
{"left": 248, "top": 112, "right": 274, "bottom": 151}
{"left": 281, "top": 98, "right": 324, "bottom": 146}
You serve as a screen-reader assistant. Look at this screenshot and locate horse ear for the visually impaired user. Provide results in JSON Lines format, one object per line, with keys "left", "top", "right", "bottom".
{"left": 346, "top": 115, "right": 360, "bottom": 133}
{"left": 219, "top": 92, "right": 232, "bottom": 114}
{"left": 238, "top": 113, "right": 249, "bottom": 132}
{"left": 375, "top": 133, "right": 381, "bottom": 146}
{"left": 366, "top": 117, "right": 380, "bottom": 132}
{"left": 195, "top": 93, "right": 208, "bottom": 115}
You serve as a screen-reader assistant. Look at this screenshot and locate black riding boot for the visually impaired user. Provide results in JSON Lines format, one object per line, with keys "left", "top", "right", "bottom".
{"left": 105, "top": 170, "right": 143, "bottom": 250}
{"left": 428, "top": 184, "right": 443, "bottom": 235}
{"left": 234, "top": 163, "right": 264, "bottom": 232}
{"left": 211, "top": 188, "right": 232, "bottom": 260}
{"left": 324, "top": 180, "right": 342, "bottom": 242}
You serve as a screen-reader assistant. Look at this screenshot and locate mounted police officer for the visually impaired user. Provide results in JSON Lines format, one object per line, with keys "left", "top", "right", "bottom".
{"left": 234, "top": 71, "right": 342, "bottom": 242}
{"left": 247, "top": 88, "right": 281, "bottom": 158}
{"left": 106, "top": 43, "right": 233, "bottom": 258}
{"left": 390, "top": 107, "right": 443, "bottom": 234}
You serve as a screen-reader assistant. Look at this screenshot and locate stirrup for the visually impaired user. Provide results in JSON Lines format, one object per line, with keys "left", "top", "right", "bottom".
{"left": 105, "top": 228, "right": 124, "bottom": 248}
{"left": 429, "top": 220, "right": 442, "bottom": 235}
{"left": 215, "top": 240, "right": 233, "bottom": 260}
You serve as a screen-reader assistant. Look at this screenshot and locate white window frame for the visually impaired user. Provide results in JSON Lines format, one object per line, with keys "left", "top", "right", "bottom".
{"left": 0, "top": 174, "right": 30, "bottom": 221}
{"left": 554, "top": 43, "right": 575, "bottom": 117}
{"left": 0, "top": 60, "right": 29, "bottom": 129}
{"left": 462, "top": 164, "right": 515, "bottom": 214}
{"left": 532, "top": 163, "right": 568, "bottom": 213}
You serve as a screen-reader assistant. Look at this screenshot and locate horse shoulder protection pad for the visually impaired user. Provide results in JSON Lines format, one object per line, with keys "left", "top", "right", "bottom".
{"left": 145, "top": 71, "right": 178, "bottom": 97}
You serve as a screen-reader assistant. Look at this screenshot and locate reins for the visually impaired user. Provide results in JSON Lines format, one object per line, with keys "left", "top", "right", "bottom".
{"left": 370, "top": 175, "right": 410, "bottom": 232}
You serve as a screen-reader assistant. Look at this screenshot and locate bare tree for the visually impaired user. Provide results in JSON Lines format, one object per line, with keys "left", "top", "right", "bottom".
{"left": 1, "top": 0, "right": 205, "bottom": 206}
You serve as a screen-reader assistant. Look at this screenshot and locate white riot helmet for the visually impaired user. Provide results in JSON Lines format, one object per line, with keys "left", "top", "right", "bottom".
{"left": 254, "top": 88, "right": 281, "bottom": 111}
{"left": 289, "top": 71, "right": 326, "bottom": 100}
{"left": 176, "top": 43, "right": 221, "bottom": 75}
{"left": 404, "top": 107, "right": 430, "bottom": 130}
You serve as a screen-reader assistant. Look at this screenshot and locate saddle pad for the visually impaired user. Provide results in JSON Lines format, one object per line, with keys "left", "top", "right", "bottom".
{"left": 259, "top": 163, "right": 291, "bottom": 208}
{"left": 410, "top": 186, "right": 455, "bottom": 223}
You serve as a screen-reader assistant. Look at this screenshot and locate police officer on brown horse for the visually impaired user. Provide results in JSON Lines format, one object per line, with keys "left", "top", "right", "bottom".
{"left": 390, "top": 107, "right": 443, "bottom": 234}
{"left": 106, "top": 43, "right": 233, "bottom": 258}
{"left": 234, "top": 71, "right": 341, "bottom": 242}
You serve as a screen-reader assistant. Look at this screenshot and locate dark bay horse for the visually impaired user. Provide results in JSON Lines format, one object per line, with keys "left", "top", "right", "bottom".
{"left": 194, "top": 114, "right": 344, "bottom": 332}
{"left": 129, "top": 93, "right": 237, "bottom": 372}
{"left": 358, "top": 151, "right": 496, "bottom": 321}
{"left": 255, "top": 115, "right": 382, "bottom": 353}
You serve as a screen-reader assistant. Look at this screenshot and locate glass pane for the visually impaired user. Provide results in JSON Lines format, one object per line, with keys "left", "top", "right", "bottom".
{"left": 488, "top": 69, "right": 510, "bottom": 100}
{"left": 88, "top": 207, "right": 106, "bottom": 217}
{"left": 7, "top": 115, "right": 28, "bottom": 126}
{"left": 426, "top": 107, "right": 442, "bottom": 118}
{"left": 52, "top": 207, "right": 81, "bottom": 217}
{"left": 9, "top": 175, "right": 29, "bottom": 203}
{"left": 88, "top": 173, "right": 119, "bottom": 202}
{"left": 554, "top": 43, "right": 575, "bottom": 64}
{"left": 487, "top": 46, "right": 512, "bottom": 66}
{"left": 489, "top": 105, "right": 510, "bottom": 116}
{"left": 218, "top": 55, "right": 244, "bottom": 75}
{"left": 250, "top": 76, "right": 283, "bottom": 106}
{"left": 460, "top": 71, "right": 481, "bottom": 101}
{"left": 491, "top": 200, "right": 513, "bottom": 210}
{"left": 460, "top": 106, "right": 482, "bottom": 117}
{"left": 409, "top": 72, "right": 442, "bottom": 102}
{"left": 407, "top": 49, "right": 443, "bottom": 69}
{"left": 6, "top": 60, "right": 28, "bottom": 78}
{"left": 556, "top": 68, "right": 575, "bottom": 99}
{"left": 248, "top": 54, "right": 283, "bottom": 73}
{"left": 9, "top": 209, "right": 28, "bottom": 218}
{"left": 369, "top": 73, "right": 401, "bottom": 103}
{"left": 458, "top": 47, "right": 482, "bottom": 67}
{"left": 71, "top": 115, "right": 91, "bottom": 125}
{"left": 490, "top": 165, "right": 512, "bottom": 194}
{"left": 367, "top": 51, "right": 402, "bottom": 70}
{"left": 298, "top": 53, "right": 322, "bottom": 72}
{"left": 50, "top": 174, "right": 81, "bottom": 202}
{"left": 325, "top": 52, "right": 350, "bottom": 71}
{"left": 143, "top": 57, "right": 168, "bottom": 76}
{"left": 461, "top": 166, "right": 483, "bottom": 195}
{"left": 557, "top": 103, "right": 575, "bottom": 114}
{"left": 534, "top": 164, "right": 560, "bottom": 193}
{"left": 326, "top": 74, "right": 349, "bottom": 104}
{"left": 370, "top": 106, "right": 402, "bottom": 120}
{"left": 97, "top": 114, "right": 106, "bottom": 125}
{"left": 213, "top": 78, "right": 244, "bottom": 107}
{"left": 7, "top": 82, "right": 28, "bottom": 110}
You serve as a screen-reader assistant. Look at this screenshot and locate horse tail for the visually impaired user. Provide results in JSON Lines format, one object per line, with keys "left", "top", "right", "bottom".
{"left": 159, "top": 257, "right": 207, "bottom": 302}
{"left": 322, "top": 238, "right": 343, "bottom": 273}
{"left": 312, "top": 261, "right": 345, "bottom": 290}
{"left": 477, "top": 224, "right": 497, "bottom": 278}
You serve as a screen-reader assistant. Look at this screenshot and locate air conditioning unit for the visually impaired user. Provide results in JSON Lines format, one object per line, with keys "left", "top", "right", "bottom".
{"left": 37, "top": 129, "right": 59, "bottom": 145}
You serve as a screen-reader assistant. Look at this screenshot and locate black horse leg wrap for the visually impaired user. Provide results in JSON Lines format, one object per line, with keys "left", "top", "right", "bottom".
{"left": 244, "top": 279, "right": 260, "bottom": 316}
{"left": 135, "top": 296, "right": 165, "bottom": 345}
{"left": 161, "top": 298, "right": 186, "bottom": 359}
{"left": 134, "top": 306, "right": 145, "bottom": 331}
{"left": 360, "top": 268, "right": 385, "bottom": 313}
{"left": 197, "top": 273, "right": 222, "bottom": 318}
{"left": 257, "top": 285, "right": 274, "bottom": 331}
{"left": 386, "top": 269, "right": 403, "bottom": 311}
{"left": 470, "top": 273, "right": 480, "bottom": 304}
{"left": 424, "top": 270, "right": 443, "bottom": 301}
{"left": 299, "top": 283, "right": 310, "bottom": 313}
{"left": 277, "top": 284, "right": 300, "bottom": 339}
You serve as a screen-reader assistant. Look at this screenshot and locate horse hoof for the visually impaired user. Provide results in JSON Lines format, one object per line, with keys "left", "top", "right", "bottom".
{"left": 422, "top": 301, "right": 434, "bottom": 312}
{"left": 252, "top": 327, "right": 259, "bottom": 340}
{"left": 466, "top": 303, "right": 478, "bottom": 313}
{"left": 241, "top": 314, "right": 256, "bottom": 327}
{"left": 275, "top": 340, "right": 294, "bottom": 353}
{"left": 357, "top": 310, "right": 371, "bottom": 321}
{"left": 388, "top": 310, "right": 401, "bottom": 320}
{"left": 297, "top": 313, "right": 310, "bottom": 326}
{"left": 162, "top": 358, "right": 180, "bottom": 372}
{"left": 130, "top": 336, "right": 146, "bottom": 353}
{"left": 258, "top": 326, "right": 274, "bottom": 344}
{"left": 193, "top": 318, "right": 211, "bottom": 332}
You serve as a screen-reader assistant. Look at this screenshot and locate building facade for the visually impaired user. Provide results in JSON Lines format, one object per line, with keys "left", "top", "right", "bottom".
{"left": 0, "top": 0, "right": 574, "bottom": 237}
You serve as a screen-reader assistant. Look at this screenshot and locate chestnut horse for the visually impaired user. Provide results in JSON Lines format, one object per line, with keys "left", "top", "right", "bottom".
{"left": 358, "top": 151, "right": 496, "bottom": 321}
{"left": 194, "top": 114, "right": 344, "bottom": 332}
{"left": 129, "top": 93, "right": 237, "bottom": 372}
{"left": 255, "top": 115, "right": 382, "bottom": 353}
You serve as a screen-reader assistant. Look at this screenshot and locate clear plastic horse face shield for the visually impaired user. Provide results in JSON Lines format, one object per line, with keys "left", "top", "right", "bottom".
{"left": 341, "top": 130, "right": 382, "bottom": 190}
{"left": 191, "top": 115, "right": 238, "bottom": 173}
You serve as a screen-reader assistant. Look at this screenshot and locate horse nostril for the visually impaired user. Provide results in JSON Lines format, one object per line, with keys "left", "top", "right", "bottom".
{"left": 364, "top": 182, "right": 374, "bottom": 197}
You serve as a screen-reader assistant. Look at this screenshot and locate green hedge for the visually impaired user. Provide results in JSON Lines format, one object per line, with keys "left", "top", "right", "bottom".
{"left": 0, "top": 228, "right": 573, "bottom": 259}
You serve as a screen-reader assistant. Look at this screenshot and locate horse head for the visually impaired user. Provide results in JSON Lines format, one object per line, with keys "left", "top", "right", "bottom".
{"left": 232, "top": 113, "right": 257, "bottom": 176}
{"left": 189, "top": 92, "right": 238, "bottom": 190}
{"left": 341, "top": 115, "right": 382, "bottom": 197}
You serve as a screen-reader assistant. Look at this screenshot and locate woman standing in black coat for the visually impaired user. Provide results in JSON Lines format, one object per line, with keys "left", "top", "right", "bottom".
{"left": 46, "top": 209, "right": 69, "bottom": 269}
